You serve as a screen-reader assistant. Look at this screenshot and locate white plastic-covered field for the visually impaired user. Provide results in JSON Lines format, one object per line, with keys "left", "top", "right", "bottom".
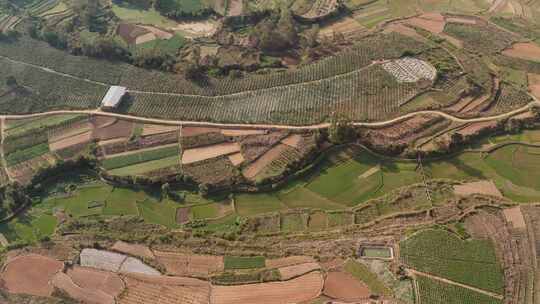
{"left": 382, "top": 57, "right": 437, "bottom": 83}
{"left": 80, "top": 249, "right": 160, "bottom": 276}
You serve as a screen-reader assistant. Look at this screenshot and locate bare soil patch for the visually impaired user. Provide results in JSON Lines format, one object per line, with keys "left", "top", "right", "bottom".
{"left": 67, "top": 266, "right": 125, "bottom": 297}
{"left": 242, "top": 143, "right": 289, "bottom": 179}
{"left": 503, "top": 206, "right": 526, "bottom": 229}
{"left": 2, "top": 254, "right": 64, "bottom": 296}
{"left": 227, "top": 0, "right": 243, "bottom": 16}
{"left": 176, "top": 207, "right": 191, "bottom": 224}
{"left": 141, "top": 124, "right": 179, "bottom": 136}
{"left": 529, "top": 73, "right": 540, "bottom": 99}
{"left": 281, "top": 134, "right": 303, "bottom": 148}
{"left": 278, "top": 262, "right": 320, "bottom": 280}
{"left": 172, "top": 21, "right": 218, "bottom": 38}
{"left": 220, "top": 129, "right": 266, "bottom": 136}
{"left": 454, "top": 180, "right": 503, "bottom": 198}
{"left": 138, "top": 25, "right": 173, "bottom": 39}
{"left": 359, "top": 166, "right": 380, "bottom": 179}
{"left": 182, "top": 126, "right": 221, "bottom": 137}
{"left": 323, "top": 271, "right": 371, "bottom": 301}
{"left": 182, "top": 142, "right": 241, "bottom": 164}
{"left": 50, "top": 131, "right": 92, "bottom": 151}
{"left": 502, "top": 42, "right": 540, "bottom": 62}
{"left": 319, "top": 16, "right": 366, "bottom": 38}
{"left": 227, "top": 152, "right": 245, "bottom": 166}
{"left": 91, "top": 116, "right": 117, "bottom": 128}
{"left": 320, "top": 258, "right": 345, "bottom": 271}
{"left": 111, "top": 241, "right": 155, "bottom": 260}
{"left": 405, "top": 14, "right": 446, "bottom": 33}
{"left": 446, "top": 17, "right": 477, "bottom": 24}
{"left": 119, "top": 274, "right": 210, "bottom": 304}
{"left": 52, "top": 272, "right": 115, "bottom": 304}
{"left": 92, "top": 119, "right": 134, "bottom": 141}
{"left": 48, "top": 120, "right": 92, "bottom": 142}
{"left": 153, "top": 251, "right": 224, "bottom": 277}
{"left": 211, "top": 271, "right": 324, "bottom": 304}
{"left": 266, "top": 256, "right": 316, "bottom": 269}
{"left": 457, "top": 121, "right": 498, "bottom": 137}
{"left": 10, "top": 153, "right": 56, "bottom": 185}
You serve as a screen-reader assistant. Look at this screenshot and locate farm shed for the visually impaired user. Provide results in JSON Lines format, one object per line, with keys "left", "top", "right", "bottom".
{"left": 116, "top": 23, "right": 155, "bottom": 45}
{"left": 101, "top": 86, "right": 127, "bottom": 109}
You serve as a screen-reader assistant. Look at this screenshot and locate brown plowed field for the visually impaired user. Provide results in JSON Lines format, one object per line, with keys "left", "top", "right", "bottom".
{"left": 405, "top": 14, "right": 445, "bottom": 33}
{"left": 176, "top": 207, "right": 191, "bottom": 224}
{"left": 91, "top": 116, "right": 117, "bottom": 128}
{"left": 220, "top": 129, "right": 266, "bottom": 136}
{"left": 211, "top": 271, "right": 324, "bottom": 304}
{"left": 227, "top": 152, "right": 245, "bottom": 166}
{"left": 529, "top": 73, "right": 540, "bottom": 99}
{"left": 281, "top": 134, "right": 303, "bottom": 148}
{"left": 111, "top": 241, "right": 155, "bottom": 260}
{"left": 454, "top": 180, "right": 503, "bottom": 198}
{"left": 1, "top": 254, "right": 63, "bottom": 296}
{"left": 48, "top": 121, "right": 92, "bottom": 142}
{"left": 266, "top": 256, "right": 316, "bottom": 269}
{"left": 319, "top": 16, "right": 366, "bottom": 38}
{"left": 49, "top": 131, "right": 92, "bottom": 151}
{"left": 503, "top": 206, "right": 526, "bottom": 229}
{"left": 182, "top": 142, "right": 241, "bottom": 164}
{"left": 242, "top": 144, "right": 289, "bottom": 179}
{"left": 67, "top": 266, "right": 125, "bottom": 297}
{"left": 446, "top": 17, "right": 477, "bottom": 24}
{"left": 182, "top": 127, "right": 221, "bottom": 137}
{"left": 323, "top": 271, "right": 370, "bottom": 301}
{"left": 457, "top": 121, "right": 498, "bottom": 137}
{"left": 320, "top": 258, "right": 345, "bottom": 271}
{"left": 278, "top": 262, "right": 320, "bottom": 280}
{"left": 119, "top": 274, "right": 210, "bottom": 304}
{"left": 502, "top": 42, "right": 540, "bottom": 62}
{"left": 92, "top": 119, "right": 134, "bottom": 141}
{"left": 52, "top": 272, "right": 115, "bottom": 304}
{"left": 154, "top": 251, "right": 224, "bottom": 277}
{"left": 141, "top": 124, "right": 179, "bottom": 136}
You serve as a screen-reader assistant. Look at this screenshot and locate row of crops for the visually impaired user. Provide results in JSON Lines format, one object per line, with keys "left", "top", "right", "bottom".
{"left": 0, "top": 58, "right": 107, "bottom": 114}
{"left": 124, "top": 65, "right": 420, "bottom": 125}
{"left": 400, "top": 229, "right": 504, "bottom": 294}
{"left": 0, "top": 33, "right": 428, "bottom": 97}
{"left": 416, "top": 276, "right": 502, "bottom": 304}
{"left": 443, "top": 23, "right": 518, "bottom": 55}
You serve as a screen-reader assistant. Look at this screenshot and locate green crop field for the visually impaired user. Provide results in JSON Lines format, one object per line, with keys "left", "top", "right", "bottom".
{"left": 137, "top": 199, "right": 179, "bottom": 228}
{"left": 401, "top": 229, "right": 504, "bottom": 293}
{"left": 111, "top": 4, "right": 178, "bottom": 28}
{"left": 102, "top": 145, "right": 180, "bottom": 170}
{"left": 103, "top": 188, "right": 146, "bottom": 216}
{"left": 5, "top": 143, "right": 50, "bottom": 166}
{"left": 190, "top": 203, "right": 220, "bottom": 219}
{"left": 224, "top": 256, "right": 266, "bottom": 269}
{"left": 280, "top": 213, "right": 306, "bottom": 232}
{"left": 235, "top": 193, "right": 287, "bottom": 216}
{"left": 108, "top": 155, "right": 180, "bottom": 176}
{"left": 0, "top": 212, "right": 57, "bottom": 243}
{"left": 416, "top": 276, "right": 503, "bottom": 304}
{"left": 6, "top": 114, "right": 85, "bottom": 137}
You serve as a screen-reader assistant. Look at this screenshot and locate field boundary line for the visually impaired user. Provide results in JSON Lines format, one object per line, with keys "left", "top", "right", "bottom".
{"left": 408, "top": 269, "right": 504, "bottom": 299}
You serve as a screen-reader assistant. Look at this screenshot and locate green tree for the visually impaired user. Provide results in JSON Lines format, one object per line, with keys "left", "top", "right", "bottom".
{"left": 328, "top": 117, "right": 355, "bottom": 144}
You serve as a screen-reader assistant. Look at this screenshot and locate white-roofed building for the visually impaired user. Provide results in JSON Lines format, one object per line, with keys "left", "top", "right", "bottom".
{"left": 101, "top": 86, "right": 127, "bottom": 109}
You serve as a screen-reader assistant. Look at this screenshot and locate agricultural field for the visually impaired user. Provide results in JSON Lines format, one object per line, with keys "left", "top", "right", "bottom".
{"left": 416, "top": 275, "right": 503, "bottom": 304}
{"left": 401, "top": 229, "right": 504, "bottom": 293}
{"left": 2, "top": 3, "right": 540, "bottom": 303}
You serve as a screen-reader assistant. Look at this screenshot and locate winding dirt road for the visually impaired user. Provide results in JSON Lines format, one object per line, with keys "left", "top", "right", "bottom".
{"left": 0, "top": 101, "right": 536, "bottom": 130}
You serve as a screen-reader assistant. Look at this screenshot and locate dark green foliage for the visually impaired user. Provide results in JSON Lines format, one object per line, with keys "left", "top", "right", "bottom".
{"left": 155, "top": 0, "right": 210, "bottom": 18}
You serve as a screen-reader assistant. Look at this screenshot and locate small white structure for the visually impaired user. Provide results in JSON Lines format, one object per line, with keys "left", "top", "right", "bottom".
{"left": 382, "top": 57, "right": 437, "bottom": 83}
{"left": 101, "top": 86, "right": 127, "bottom": 109}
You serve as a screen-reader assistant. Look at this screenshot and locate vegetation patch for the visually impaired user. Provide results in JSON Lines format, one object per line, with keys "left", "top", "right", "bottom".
{"left": 224, "top": 256, "right": 266, "bottom": 269}
{"left": 416, "top": 275, "right": 502, "bottom": 304}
